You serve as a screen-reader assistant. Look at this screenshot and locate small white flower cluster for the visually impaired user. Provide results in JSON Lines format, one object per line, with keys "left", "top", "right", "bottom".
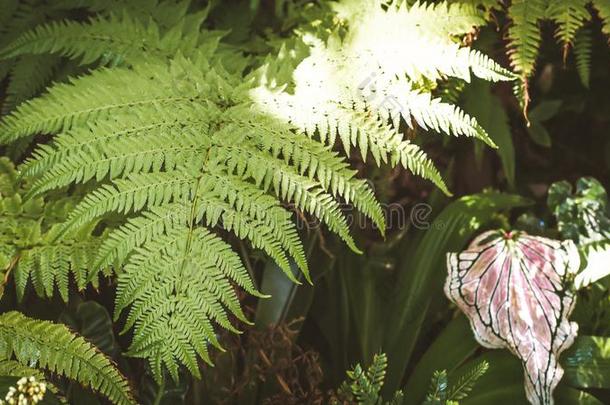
{"left": 0, "top": 376, "right": 47, "bottom": 405}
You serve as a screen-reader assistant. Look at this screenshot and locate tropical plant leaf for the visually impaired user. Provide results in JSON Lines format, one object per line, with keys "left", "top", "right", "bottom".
{"left": 445, "top": 230, "right": 580, "bottom": 404}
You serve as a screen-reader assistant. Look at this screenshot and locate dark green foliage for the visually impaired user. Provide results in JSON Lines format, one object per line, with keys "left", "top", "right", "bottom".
{"left": 548, "top": 177, "right": 610, "bottom": 244}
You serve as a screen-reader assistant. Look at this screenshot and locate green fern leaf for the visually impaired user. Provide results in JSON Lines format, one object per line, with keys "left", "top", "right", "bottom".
{"left": 0, "top": 11, "right": 207, "bottom": 66}
{"left": 14, "top": 237, "right": 101, "bottom": 302}
{"left": 1, "top": 54, "right": 61, "bottom": 114}
{"left": 574, "top": 27, "right": 593, "bottom": 88}
{"left": 0, "top": 311, "right": 135, "bottom": 405}
{"left": 507, "top": 0, "right": 546, "bottom": 77}
{"left": 546, "top": 0, "right": 590, "bottom": 57}
{"left": 114, "top": 226, "right": 247, "bottom": 382}
{"left": 447, "top": 361, "right": 489, "bottom": 401}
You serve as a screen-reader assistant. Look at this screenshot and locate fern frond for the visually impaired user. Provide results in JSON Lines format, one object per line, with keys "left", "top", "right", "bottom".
{"left": 212, "top": 142, "right": 358, "bottom": 252}
{"left": 337, "top": 353, "right": 389, "bottom": 404}
{"left": 0, "top": 311, "right": 135, "bottom": 405}
{"left": 21, "top": 104, "right": 211, "bottom": 180}
{"left": 0, "top": 52, "right": 384, "bottom": 378}
{"left": 94, "top": 202, "right": 189, "bottom": 269}
{"left": 0, "top": 360, "right": 46, "bottom": 381}
{"left": 195, "top": 169, "right": 310, "bottom": 279}
{"left": 0, "top": 12, "right": 206, "bottom": 66}
{"left": 1, "top": 54, "right": 61, "bottom": 114}
{"left": 366, "top": 352, "right": 388, "bottom": 394}
{"left": 13, "top": 236, "right": 101, "bottom": 301}
{"left": 339, "top": 108, "right": 452, "bottom": 195}
{"left": 24, "top": 115, "right": 209, "bottom": 197}
{"left": 425, "top": 370, "right": 448, "bottom": 402}
{"left": 574, "top": 27, "right": 593, "bottom": 88}
{"left": 447, "top": 361, "right": 489, "bottom": 400}
{"left": 0, "top": 59, "right": 220, "bottom": 144}
{"left": 0, "top": 158, "right": 102, "bottom": 302}
{"left": 60, "top": 171, "right": 198, "bottom": 233}
{"left": 114, "top": 226, "right": 248, "bottom": 382}
{"left": 546, "top": 0, "right": 590, "bottom": 57}
{"left": 253, "top": 0, "right": 512, "bottom": 194}
{"left": 507, "top": 0, "right": 546, "bottom": 77}
{"left": 225, "top": 112, "right": 386, "bottom": 232}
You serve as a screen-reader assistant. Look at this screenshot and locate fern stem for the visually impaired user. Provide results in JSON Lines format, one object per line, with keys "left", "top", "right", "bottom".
{"left": 152, "top": 376, "right": 165, "bottom": 405}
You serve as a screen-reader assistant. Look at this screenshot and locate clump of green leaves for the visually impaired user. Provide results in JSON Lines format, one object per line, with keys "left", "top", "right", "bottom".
{"left": 334, "top": 353, "right": 404, "bottom": 405}
{"left": 423, "top": 361, "right": 489, "bottom": 405}
{"left": 333, "top": 353, "right": 488, "bottom": 405}
{"left": 548, "top": 177, "right": 610, "bottom": 291}
{"left": 548, "top": 177, "right": 610, "bottom": 245}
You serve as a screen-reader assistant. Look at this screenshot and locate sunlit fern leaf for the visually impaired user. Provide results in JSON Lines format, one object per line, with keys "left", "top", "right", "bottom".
{"left": 252, "top": 0, "right": 513, "bottom": 195}
{"left": 546, "top": 0, "right": 590, "bottom": 58}
{"left": 574, "top": 27, "right": 593, "bottom": 88}
{"left": 0, "top": 311, "right": 135, "bottom": 405}
{"left": 334, "top": 0, "right": 486, "bottom": 42}
{"left": 506, "top": 0, "right": 546, "bottom": 109}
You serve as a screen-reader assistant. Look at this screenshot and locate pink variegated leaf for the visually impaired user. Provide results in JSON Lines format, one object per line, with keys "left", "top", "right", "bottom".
{"left": 444, "top": 230, "right": 580, "bottom": 405}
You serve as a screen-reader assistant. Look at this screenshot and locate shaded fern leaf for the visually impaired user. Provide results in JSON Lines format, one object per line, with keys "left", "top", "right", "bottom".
{"left": 337, "top": 353, "right": 396, "bottom": 405}
{"left": 507, "top": 0, "right": 546, "bottom": 77}
{"left": 447, "top": 361, "right": 489, "bottom": 401}
{"left": 425, "top": 370, "right": 448, "bottom": 403}
{"left": 1, "top": 54, "right": 62, "bottom": 114}
{"left": 546, "top": 0, "right": 590, "bottom": 58}
{"left": 0, "top": 311, "right": 135, "bottom": 405}
{"left": 574, "top": 27, "right": 593, "bottom": 88}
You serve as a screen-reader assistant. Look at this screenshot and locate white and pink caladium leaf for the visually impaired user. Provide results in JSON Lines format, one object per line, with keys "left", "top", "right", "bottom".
{"left": 444, "top": 230, "right": 580, "bottom": 405}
